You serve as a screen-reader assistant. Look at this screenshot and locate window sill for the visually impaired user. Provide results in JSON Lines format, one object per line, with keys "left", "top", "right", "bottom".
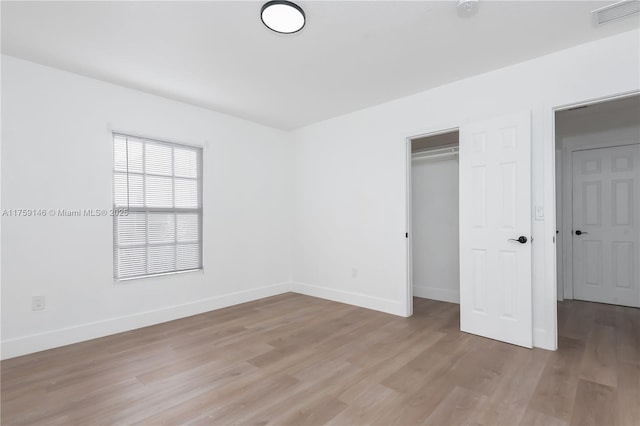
{"left": 114, "top": 268, "right": 203, "bottom": 284}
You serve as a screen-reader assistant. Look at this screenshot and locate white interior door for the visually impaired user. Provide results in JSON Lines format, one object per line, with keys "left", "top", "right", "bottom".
{"left": 572, "top": 144, "right": 640, "bottom": 308}
{"left": 459, "top": 112, "right": 532, "bottom": 348}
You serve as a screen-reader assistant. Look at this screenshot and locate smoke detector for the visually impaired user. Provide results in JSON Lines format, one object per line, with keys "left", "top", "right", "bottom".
{"left": 458, "top": 0, "right": 479, "bottom": 13}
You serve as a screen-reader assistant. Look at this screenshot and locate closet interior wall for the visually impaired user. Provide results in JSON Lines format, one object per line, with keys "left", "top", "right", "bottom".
{"left": 411, "top": 131, "right": 460, "bottom": 304}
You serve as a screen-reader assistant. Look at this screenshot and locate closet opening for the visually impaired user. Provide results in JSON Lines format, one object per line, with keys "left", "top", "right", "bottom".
{"left": 408, "top": 129, "right": 460, "bottom": 312}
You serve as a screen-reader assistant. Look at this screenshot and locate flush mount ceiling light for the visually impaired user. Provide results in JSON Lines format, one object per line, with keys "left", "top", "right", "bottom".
{"left": 261, "top": 1, "right": 306, "bottom": 34}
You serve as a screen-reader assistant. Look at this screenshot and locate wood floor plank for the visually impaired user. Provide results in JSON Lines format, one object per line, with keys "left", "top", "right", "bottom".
{"left": 240, "top": 362, "right": 360, "bottom": 425}
{"left": 476, "top": 347, "right": 551, "bottom": 425}
{"left": 1, "top": 295, "right": 638, "bottom": 426}
{"left": 616, "top": 305, "right": 640, "bottom": 366}
{"left": 594, "top": 302, "right": 617, "bottom": 327}
{"left": 179, "top": 373, "right": 301, "bottom": 425}
{"left": 83, "top": 361, "right": 260, "bottom": 425}
{"left": 423, "top": 385, "right": 489, "bottom": 426}
{"left": 558, "top": 300, "right": 595, "bottom": 341}
{"left": 447, "top": 337, "right": 523, "bottom": 397}
{"left": 579, "top": 324, "right": 618, "bottom": 387}
{"left": 379, "top": 334, "right": 475, "bottom": 425}
{"left": 527, "top": 335, "right": 585, "bottom": 422}
{"left": 270, "top": 394, "right": 348, "bottom": 426}
{"left": 337, "top": 329, "right": 446, "bottom": 405}
{"left": 327, "top": 385, "right": 404, "bottom": 426}
{"left": 569, "top": 379, "right": 617, "bottom": 426}
{"left": 519, "top": 408, "right": 568, "bottom": 426}
{"left": 616, "top": 361, "right": 640, "bottom": 426}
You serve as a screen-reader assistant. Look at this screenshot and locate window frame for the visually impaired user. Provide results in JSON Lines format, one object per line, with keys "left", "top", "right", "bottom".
{"left": 112, "top": 132, "right": 203, "bottom": 281}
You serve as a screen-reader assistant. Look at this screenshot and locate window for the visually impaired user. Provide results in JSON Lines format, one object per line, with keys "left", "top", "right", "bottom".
{"left": 113, "top": 134, "right": 202, "bottom": 280}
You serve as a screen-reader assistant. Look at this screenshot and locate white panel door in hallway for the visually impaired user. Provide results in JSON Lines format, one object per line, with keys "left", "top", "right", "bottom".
{"left": 459, "top": 112, "right": 532, "bottom": 348}
{"left": 572, "top": 144, "right": 640, "bottom": 308}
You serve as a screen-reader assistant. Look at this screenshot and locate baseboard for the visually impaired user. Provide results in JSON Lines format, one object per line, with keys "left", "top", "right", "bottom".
{"left": 1, "top": 282, "right": 556, "bottom": 359}
{"left": 0, "top": 282, "right": 291, "bottom": 360}
{"left": 290, "top": 282, "right": 405, "bottom": 316}
{"left": 413, "top": 286, "right": 460, "bottom": 304}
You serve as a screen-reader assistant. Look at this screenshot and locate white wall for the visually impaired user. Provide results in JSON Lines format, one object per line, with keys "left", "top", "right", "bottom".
{"left": 556, "top": 98, "right": 640, "bottom": 300}
{"left": 3, "top": 30, "right": 639, "bottom": 358}
{"left": 411, "top": 155, "right": 460, "bottom": 304}
{"left": 1, "top": 56, "right": 293, "bottom": 359}
{"left": 291, "top": 29, "right": 640, "bottom": 350}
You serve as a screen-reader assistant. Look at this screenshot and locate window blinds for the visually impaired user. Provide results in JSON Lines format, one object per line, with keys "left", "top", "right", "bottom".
{"left": 113, "top": 134, "right": 203, "bottom": 280}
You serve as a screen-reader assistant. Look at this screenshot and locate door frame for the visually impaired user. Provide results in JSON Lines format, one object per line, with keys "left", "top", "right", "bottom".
{"left": 550, "top": 90, "right": 640, "bottom": 345}
{"left": 405, "top": 125, "right": 460, "bottom": 317}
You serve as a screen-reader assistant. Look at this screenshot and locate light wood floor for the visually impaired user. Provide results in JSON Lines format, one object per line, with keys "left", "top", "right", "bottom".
{"left": 1, "top": 294, "right": 639, "bottom": 425}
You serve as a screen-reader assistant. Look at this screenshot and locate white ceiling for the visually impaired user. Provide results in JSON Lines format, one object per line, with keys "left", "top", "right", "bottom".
{"left": 2, "top": 1, "right": 638, "bottom": 130}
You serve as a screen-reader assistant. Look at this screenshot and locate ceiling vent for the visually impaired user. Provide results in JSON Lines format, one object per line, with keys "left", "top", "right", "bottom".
{"left": 592, "top": 0, "right": 640, "bottom": 25}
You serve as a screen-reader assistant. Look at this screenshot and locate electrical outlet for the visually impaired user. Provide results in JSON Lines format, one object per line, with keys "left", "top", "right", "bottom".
{"left": 351, "top": 268, "right": 358, "bottom": 279}
{"left": 32, "top": 295, "right": 46, "bottom": 311}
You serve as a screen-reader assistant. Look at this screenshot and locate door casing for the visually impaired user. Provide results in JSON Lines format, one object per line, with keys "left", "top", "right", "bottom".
{"left": 405, "top": 125, "right": 461, "bottom": 318}
{"left": 553, "top": 92, "right": 640, "bottom": 302}
{"left": 550, "top": 90, "right": 640, "bottom": 349}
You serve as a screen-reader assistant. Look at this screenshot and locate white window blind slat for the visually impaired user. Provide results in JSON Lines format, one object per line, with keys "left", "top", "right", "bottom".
{"left": 113, "top": 134, "right": 202, "bottom": 280}
{"left": 148, "top": 245, "right": 177, "bottom": 274}
{"left": 147, "top": 213, "right": 176, "bottom": 244}
{"left": 145, "top": 144, "right": 172, "bottom": 176}
{"left": 118, "top": 246, "right": 147, "bottom": 277}
{"left": 146, "top": 175, "right": 174, "bottom": 208}
{"left": 177, "top": 213, "right": 200, "bottom": 242}
{"left": 177, "top": 243, "right": 201, "bottom": 270}
{"left": 113, "top": 136, "right": 128, "bottom": 172}
{"left": 175, "top": 179, "right": 199, "bottom": 208}
{"left": 116, "top": 212, "right": 146, "bottom": 246}
{"left": 174, "top": 149, "right": 198, "bottom": 178}
{"left": 113, "top": 173, "right": 129, "bottom": 206}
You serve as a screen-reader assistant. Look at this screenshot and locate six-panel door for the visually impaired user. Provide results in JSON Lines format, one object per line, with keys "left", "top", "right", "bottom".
{"left": 459, "top": 112, "right": 533, "bottom": 348}
{"left": 572, "top": 144, "right": 640, "bottom": 308}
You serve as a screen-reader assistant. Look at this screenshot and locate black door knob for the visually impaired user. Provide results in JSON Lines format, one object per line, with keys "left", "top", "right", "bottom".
{"left": 509, "top": 236, "right": 528, "bottom": 244}
{"left": 575, "top": 230, "right": 588, "bottom": 235}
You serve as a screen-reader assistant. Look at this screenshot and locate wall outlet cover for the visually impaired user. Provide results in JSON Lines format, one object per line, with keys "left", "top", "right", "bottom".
{"left": 32, "top": 296, "right": 46, "bottom": 311}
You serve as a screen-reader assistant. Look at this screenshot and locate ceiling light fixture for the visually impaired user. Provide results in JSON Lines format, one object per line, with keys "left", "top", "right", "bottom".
{"left": 261, "top": 1, "right": 306, "bottom": 34}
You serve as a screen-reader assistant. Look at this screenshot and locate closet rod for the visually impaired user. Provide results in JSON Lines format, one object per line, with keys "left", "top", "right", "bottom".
{"left": 412, "top": 147, "right": 459, "bottom": 161}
